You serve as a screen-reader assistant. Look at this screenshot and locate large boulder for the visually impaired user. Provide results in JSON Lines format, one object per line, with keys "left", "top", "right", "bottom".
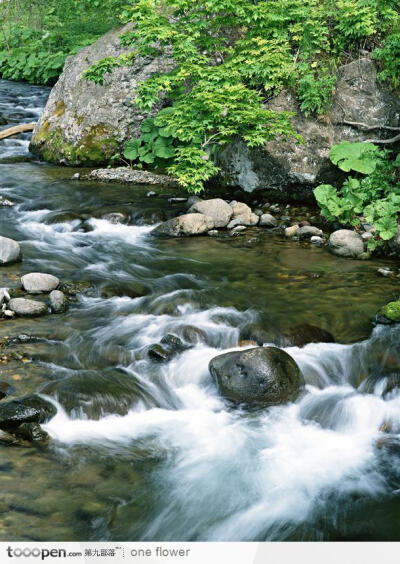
{"left": 209, "top": 346, "right": 304, "bottom": 404}
{"left": 217, "top": 58, "right": 400, "bottom": 195}
{"left": 152, "top": 213, "right": 214, "bottom": 237}
{"left": 328, "top": 229, "right": 364, "bottom": 258}
{"left": 0, "top": 395, "right": 57, "bottom": 431}
{"left": 188, "top": 198, "right": 233, "bottom": 228}
{"left": 30, "top": 24, "right": 173, "bottom": 165}
{"left": 0, "top": 236, "right": 21, "bottom": 265}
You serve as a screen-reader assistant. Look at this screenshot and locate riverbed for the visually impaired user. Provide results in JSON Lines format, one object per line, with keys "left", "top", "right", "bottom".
{"left": 1, "top": 78, "right": 400, "bottom": 541}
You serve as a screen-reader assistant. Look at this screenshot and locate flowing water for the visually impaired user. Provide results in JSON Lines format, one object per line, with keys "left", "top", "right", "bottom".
{"left": 1, "top": 79, "right": 400, "bottom": 541}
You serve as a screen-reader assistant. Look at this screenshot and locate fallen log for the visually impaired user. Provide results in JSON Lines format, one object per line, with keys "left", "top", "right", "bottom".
{"left": 0, "top": 123, "right": 36, "bottom": 140}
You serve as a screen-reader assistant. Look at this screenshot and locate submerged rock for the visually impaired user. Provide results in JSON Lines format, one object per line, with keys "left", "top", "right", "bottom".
{"left": 188, "top": 198, "right": 233, "bottom": 228}
{"left": 209, "top": 346, "right": 304, "bottom": 404}
{"left": 152, "top": 213, "right": 214, "bottom": 237}
{"left": 278, "top": 324, "right": 335, "bottom": 347}
{"left": 0, "top": 236, "right": 21, "bottom": 265}
{"left": 21, "top": 273, "right": 60, "bottom": 294}
{"left": 297, "top": 226, "right": 323, "bottom": 240}
{"left": 328, "top": 229, "right": 364, "bottom": 258}
{"left": 0, "top": 395, "right": 57, "bottom": 431}
{"left": 259, "top": 214, "right": 278, "bottom": 227}
{"left": 229, "top": 202, "right": 259, "bottom": 226}
{"left": 41, "top": 370, "right": 154, "bottom": 419}
{"left": 8, "top": 298, "right": 47, "bottom": 317}
{"left": 14, "top": 422, "right": 49, "bottom": 444}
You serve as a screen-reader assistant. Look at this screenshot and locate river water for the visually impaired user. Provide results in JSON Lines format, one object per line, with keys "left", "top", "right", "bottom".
{"left": 1, "top": 78, "right": 400, "bottom": 541}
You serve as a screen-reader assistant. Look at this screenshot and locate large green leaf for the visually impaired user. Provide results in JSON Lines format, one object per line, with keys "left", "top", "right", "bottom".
{"left": 123, "top": 139, "right": 141, "bottom": 160}
{"left": 329, "top": 142, "right": 380, "bottom": 174}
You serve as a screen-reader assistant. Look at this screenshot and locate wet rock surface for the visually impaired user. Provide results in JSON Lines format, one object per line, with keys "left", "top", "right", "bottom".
{"left": 0, "top": 395, "right": 57, "bottom": 431}
{"left": 0, "top": 236, "right": 21, "bottom": 265}
{"left": 152, "top": 213, "right": 215, "bottom": 237}
{"left": 209, "top": 346, "right": 304, "bottom": 404}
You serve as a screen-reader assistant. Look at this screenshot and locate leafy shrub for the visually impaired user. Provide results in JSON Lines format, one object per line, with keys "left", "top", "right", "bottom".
{"left": 0, "top": 0, "right": 126, "bottom": 85}
{"left": 374, "top": 31, "right": 400, "bottom": 90}
{"left": 314, "top": 143, "right": 400, "bottom": 250}
{"left": 85, "top": 0, "right": 399, "bottom": 192}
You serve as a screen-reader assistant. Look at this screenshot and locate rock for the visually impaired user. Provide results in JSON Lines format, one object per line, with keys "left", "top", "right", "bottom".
{"left": 231, "top": 225, "right": 247, "bottom": 233}
{"left": 230, "top": 202, "right": 259, "bottom": 226}
{"left": 14, "top": 423, "right": 49, "bottom": 444}
{"left": 208, "top": 230, "right": 219, "bottom": 237}
{"left": 160, "top": 333, "right": 187, "bottom": 355}
{"left": 168, "top": 197, "right": 187, "bottom": 203}
{"left": 217, "top": 58, "right": 400, "bottom": 194}
{"left": 328, "top": 229, "right": 364, "bottom": 258}
{"left": 188, "top": 198, "right": 233, "bottom": 228}
{"left": 362, "top": 231, "right": 374, "bottom": 241}
{"left": 285, "top": 225, "right": 299, "bottom": 237}
{"left": 83, "top": 167, "right": 177, "bottom": 187}
{"left": 259, "top": 214, "right": 278, "bottom": 227}
{"left": 297, "top": 226, "right": 323, "bottom": 240}
{"left": 186, "top": 196, "right": 202, "bottom": 208}
{"left": 151, "top": 213, "right": 214, "bottom": 237}
{"left": 238, "top": 340, "right": 258, "bottom": 347}
{"left": 21, "top": 273, "right": 59, "bottom": 294}
{"left": 376, "top": 301, "right": 400, "bottom": 324}
{"left": 0, "top": 288, "right": 10, "bottom": 305}
{"left": 0, "top": 395, "right": 57, "bottom": 431}
{"left": 0, "top": 236, "right": 21, "bottom": 265}
{"left": 3, "top": 310, "right": 15, "bottom": 319}
{"left": 147, "top": 344, "right": 171, "bottom": 362}
{"left": 72, "top": 173, "right": 80, "bottom": 180}
{"left": 178, "top": 325, "right": 207, "bottom": 345}
{"left": 8, "top": 298, "right": 47, "bottom": 317}
{"left": 41, "top": 370, "right": 152, "bottom": 419}
{"left": 310, "top": 236, "right": 324, "bottom": 245}
{"left": 30, "top": 24, "right": 173, "bottom": 165}
{"left": 377, "top": 268, "right": 393, "bottom": 277}
{"left": 49, "top": 290, "right": 67, "bottom": 313}
{"left": 278, "top": 324, "right": 335, "bottom": 347}
{"left": 209, "top": 346, "right": 304, "bottom": 404}
{"left": 147, "top": 191, "right": 156, "bottom": 197}
{"left": 101, "top": 212, "right": 127, "bottom": 224}
{"left": 0, "top": 381, "right": 14, "bottom": 400}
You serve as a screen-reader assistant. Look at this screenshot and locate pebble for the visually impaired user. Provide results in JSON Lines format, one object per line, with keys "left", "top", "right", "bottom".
{"left": 146, "top": 191, "right": 156, "bottom": 197}
{"left": 284, "top": 225, "right": 299, "bottom": 238}
{"left": 362, "top": 232, "right": 374, "bottom": 241}
{"left": 231, "top": 225, "right": 247, "bottom": 233}
{"left": 259, "top": 214, "right": 278, "bottom": 227}
{"left": 310, "top": 236, "right": 324, "bottom": 245}
{"left": 208, "top": 230, "right": 219, "bottom": 237}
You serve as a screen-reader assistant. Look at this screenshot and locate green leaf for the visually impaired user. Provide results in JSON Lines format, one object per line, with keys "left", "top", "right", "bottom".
{"left": 123, "top": 139, "right": 141, "bottom": 160}
{"left": 329, "top": 142, "right": 381, "bottom": 174}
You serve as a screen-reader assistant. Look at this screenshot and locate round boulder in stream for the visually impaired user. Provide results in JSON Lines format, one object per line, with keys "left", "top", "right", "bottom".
{"left": 209, "top": 346, "right": 304, "bottom": 405}
{"left": 0, "top": 236, "right": 21, "bottom": 265}
{"left": 152, "top": 213, "right": 214, "bottom": 237}
{"left": 0, "top": 395, "right": 57, "bottom": 431}
{"left": 21, "top": 272, "right": 60, "bottom": 293}
{"left": 8, "top": 298, "right": 47, "bottom": 317}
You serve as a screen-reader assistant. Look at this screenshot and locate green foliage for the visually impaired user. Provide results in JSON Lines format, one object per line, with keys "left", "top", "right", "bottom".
{"left": 122, "top": 117, "right": 176, "bottom": 166}
{"left": 329, "top": 141, "right": 382, "bottom": 174}
{"left": 84, "top": 0, "right": 399, "bottom": 192}
{"left": 380, "top": 301, "right": 400, "bottom": 322}
{"left": 314, "top": 142, "right": 400, "bottom": 250}
{"left": 0, "top": 0, "right": 126, "bottom": 85}
{"left": 374, "top": 31, "right": 400, "bottom": 90}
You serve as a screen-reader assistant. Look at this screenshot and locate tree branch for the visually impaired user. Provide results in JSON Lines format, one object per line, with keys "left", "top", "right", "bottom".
{"left": 364, "top": 133, "right": 400, "bottom": 145}
{"left": 340, "top": 120, "right": 400, "bottom": 132}
{"left": 0, "top": 122, "right": 36, "bottom": 140}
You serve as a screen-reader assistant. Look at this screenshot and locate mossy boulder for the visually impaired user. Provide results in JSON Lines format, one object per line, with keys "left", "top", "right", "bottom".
{"left": 376, "top": 301, "right": 400, "bottom": 324}
{"left": 30, "top": 24, "right": 172, "bottom": 166}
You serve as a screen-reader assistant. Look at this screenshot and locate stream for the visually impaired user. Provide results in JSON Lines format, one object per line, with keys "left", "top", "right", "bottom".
{"left": 1, "top": 78, "right": 400, "bottom": 541}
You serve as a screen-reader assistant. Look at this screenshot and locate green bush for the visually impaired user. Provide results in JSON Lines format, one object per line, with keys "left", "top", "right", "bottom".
{"left": 0, "top": 0, "right": 126, "bottom": 85}
{"left": 85, "top": 0, "right": 399, "bottom": 192}
{"left": 314, "top": 143, "right": 400, "bottom": 250}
